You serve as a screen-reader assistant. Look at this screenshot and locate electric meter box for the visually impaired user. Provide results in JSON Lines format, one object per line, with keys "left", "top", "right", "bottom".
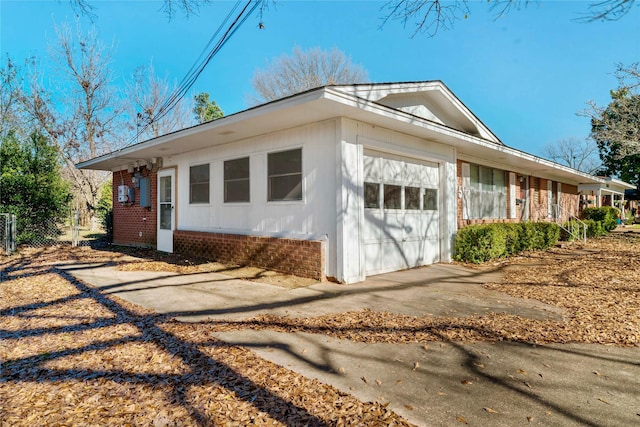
{"left": 118, "top": 185, "right": 134, "bottom": 204}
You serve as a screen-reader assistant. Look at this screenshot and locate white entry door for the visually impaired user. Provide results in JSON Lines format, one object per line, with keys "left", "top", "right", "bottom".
{"left": 157, "top": 169, "right": 175, "bottom": 253}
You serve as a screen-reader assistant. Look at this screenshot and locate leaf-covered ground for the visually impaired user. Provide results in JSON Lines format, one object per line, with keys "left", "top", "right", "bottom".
{"left": 1, "top": 233, "right": 639, "bottom": 426}
{"left": 0, "top": 247, "right": 411, "bottom": 426}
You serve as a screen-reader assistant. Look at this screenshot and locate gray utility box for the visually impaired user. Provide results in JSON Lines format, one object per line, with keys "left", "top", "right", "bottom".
{"left": 139, "top": 177, "right": 151, "bottom": 208}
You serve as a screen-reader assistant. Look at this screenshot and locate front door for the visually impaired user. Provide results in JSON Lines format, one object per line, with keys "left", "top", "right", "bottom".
{"left": 157, "top": 169, "right": 175, "bottom": 253}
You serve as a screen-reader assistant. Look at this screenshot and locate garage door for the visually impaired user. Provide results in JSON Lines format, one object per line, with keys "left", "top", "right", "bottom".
{"left": 363, "top": 151, "right": 440, "bottom": 276}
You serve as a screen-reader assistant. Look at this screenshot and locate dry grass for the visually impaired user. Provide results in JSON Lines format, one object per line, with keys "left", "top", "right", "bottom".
{"left": 1, "top": 233, "right": 639, "bottom": 426}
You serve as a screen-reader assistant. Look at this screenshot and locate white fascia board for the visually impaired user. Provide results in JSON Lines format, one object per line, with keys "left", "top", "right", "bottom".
{"left": 323, "top": 88, "right": 602, "bottom": 186}
{"left": 77, "top": 89, "right": 328, "bottom": 171}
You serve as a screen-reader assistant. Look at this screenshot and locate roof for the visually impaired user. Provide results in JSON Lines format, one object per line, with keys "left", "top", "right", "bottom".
{"left": 77, "top": 81, "right": 603, "bottom": 186}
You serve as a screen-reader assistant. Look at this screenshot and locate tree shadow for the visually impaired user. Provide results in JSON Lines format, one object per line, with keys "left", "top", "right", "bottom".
{"left": 0, "top": 265, "right": 367, "bottom": 426}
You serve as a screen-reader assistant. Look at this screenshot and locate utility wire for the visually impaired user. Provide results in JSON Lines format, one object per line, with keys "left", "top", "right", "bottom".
{"left": 125, "top": 0, "right": 262, "bottom": 149}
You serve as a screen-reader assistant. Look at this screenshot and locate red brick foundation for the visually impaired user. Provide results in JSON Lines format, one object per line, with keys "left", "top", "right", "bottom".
{"left": 174, "top": 230, "right": 326, "bottom": 281}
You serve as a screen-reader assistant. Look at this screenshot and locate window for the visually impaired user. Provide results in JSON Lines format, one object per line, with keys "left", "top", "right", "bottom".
{"left": 463, "top": 163, "right": 506, "bottom": 219}
{"left": 364, "top": 182, "right": 380, "bottom": 208}
{"left": 268, "top": 148, "right": 302, "bottom": 201}
{"left": 224, "top": 157, "right": 250, "bottom": 203}
{"left": 189, "top": 164, "right": 209, "bottom": 204}
{"left": 384, "top": 184, "right": 402, "bottom": 209}
{"left": 405, "top": 186, "right": 421, "bottom": 210}
{"left": 423, "top": 188, "right": 438, "bottom": 211}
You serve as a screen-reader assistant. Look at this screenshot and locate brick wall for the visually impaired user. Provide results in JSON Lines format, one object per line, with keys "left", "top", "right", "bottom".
{"left": 174, "top": 230, "right": 326, "bottom": 281}
{"left": 456, "top": 160, "right": 580, "bottom": 229}
{"left": 112, "top": 167, "right": 157, "bottom": 247}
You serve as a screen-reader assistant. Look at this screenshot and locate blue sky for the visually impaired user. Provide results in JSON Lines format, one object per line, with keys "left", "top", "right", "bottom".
{"left": 1, "top": 0, "right": 639, "bottom": 156}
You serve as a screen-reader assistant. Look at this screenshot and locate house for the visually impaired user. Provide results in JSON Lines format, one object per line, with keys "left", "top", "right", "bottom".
{"left": 578, "top": 177, "right": 636, "bottom": 216}
{"left": 77, "top": 81, "right": 606, "bottom": 284}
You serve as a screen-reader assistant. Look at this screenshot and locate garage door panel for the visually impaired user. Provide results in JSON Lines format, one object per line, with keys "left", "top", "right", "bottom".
{"left": 363, "top": 155, "right": 379, "bottom": 181}
{"left": 363, "top": 211, "right": 383, "bottom": 241}
{"left": 382, "top": 213, "right": 404, "bottom": 241}
{"left": 403, "top": 213, "right": 424, "bottom": 240}
{"left": 383, "top": 158, "right": 403, "bottom": 183}
{"left": 402, "top": 240, "right": 423, "bottom": 267}
{"left": 421, "top": 238, "right": 440, "bottom": 265}
{"left": 382, "top": 241, "right": 407, "bottom": 270}
{"left": 363, "top": 153, "right": 440, "bottom": 277}
{"left": 364, "top": 243, "right": 382, "bottom": 274}
{"left": 420, "top": 213, "right": 440, "bottom": 239}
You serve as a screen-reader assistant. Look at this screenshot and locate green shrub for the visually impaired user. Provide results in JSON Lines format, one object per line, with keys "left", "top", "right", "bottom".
{"left": 581, "top": 206, "right": 619, "bottom": 232}
{"left": 454, "top": 222, "right": 561, "bottom": 263}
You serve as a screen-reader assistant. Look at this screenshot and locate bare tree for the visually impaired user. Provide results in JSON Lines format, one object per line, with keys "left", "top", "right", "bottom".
{"left": 249, "top": 46, "right": 369, "bottom": 105}
{"left": 22, "top": 22, "right": 124, "bottom": 229}
{"left": 541, "top": 138, "right": 602, "bottom": 174}
{"left": 65, "top": 0, "right": 636, "bottom": 37}
{"left": 576, "top": 0, "right": 636, "bottom": 22}
{"left": 69, "top": 0, "right": 212, "bottom": 21}
{"left": 126, "top": 61, "right": 194, "bottom": 140}
{"left": 0, "top": 55, "right": 26, "bottom": 139}
{"left": 381, "top": 0, "right": 636, "bottom": 36}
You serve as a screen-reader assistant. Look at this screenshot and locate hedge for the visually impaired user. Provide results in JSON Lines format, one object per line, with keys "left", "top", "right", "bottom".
{"left": 454, "top": 222, "right": 560, "bottom": 263}
{"left": 580, "top": 206, "right": 619, "bottom": 232}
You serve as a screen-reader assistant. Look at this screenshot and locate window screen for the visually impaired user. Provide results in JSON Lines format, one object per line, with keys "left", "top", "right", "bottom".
{"left": 224, "top": 157, "right": 250, "bottom": 203}
{"left": 268, "top": 149, "right": 302, "bottom": 201}
{"left": 189, "top": 164, "right": 209, "bottom": 204}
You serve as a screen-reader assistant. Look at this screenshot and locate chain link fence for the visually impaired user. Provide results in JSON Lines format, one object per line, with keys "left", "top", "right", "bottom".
{"left": 1, "top": 212, "right": 106, "bottom": 255}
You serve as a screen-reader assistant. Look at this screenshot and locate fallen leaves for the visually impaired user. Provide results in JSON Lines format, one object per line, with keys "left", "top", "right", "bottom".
{"left": 0, "top": 254, "right": 414, "bottom": 426}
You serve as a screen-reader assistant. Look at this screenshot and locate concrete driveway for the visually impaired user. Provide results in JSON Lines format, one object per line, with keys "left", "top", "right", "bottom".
{"left": 63, "top": 262, "right": 640, "bottom": 427}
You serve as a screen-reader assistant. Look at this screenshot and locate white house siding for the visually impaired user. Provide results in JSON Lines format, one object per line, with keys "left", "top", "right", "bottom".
{"left": 337, "top": 119, "right": 457, "bottom": 283}
{"left": 165, "top": 120, "right": 339, "bottom": 279}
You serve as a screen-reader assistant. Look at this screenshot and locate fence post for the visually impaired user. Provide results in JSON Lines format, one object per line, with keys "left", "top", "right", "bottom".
{"left": 10, "top": 214, "right": 16, "bottom": 253}
{"left": 72, "top": 210, "right": 79, "bottom": 247}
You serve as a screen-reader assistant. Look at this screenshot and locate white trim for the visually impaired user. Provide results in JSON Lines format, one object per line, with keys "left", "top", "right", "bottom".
{"left": 509, "top": 172, "right": 517, "bottom": 219}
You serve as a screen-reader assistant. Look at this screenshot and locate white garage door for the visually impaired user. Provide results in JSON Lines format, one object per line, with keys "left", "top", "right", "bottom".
{"left": 363, "top": 151, "right": 440, "bottom": 276}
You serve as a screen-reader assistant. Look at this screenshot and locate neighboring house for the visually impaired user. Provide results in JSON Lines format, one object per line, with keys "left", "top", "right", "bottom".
{"left": 578, "top": 177, "right": 636, "bottom": 216}
{"left": 77, "top": 81, "right": 606, "bottom": 284}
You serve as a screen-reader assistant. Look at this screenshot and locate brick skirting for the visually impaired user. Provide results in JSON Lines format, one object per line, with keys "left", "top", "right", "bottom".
{"left": 173, "top": 230, "right": 326, "bottom": 281}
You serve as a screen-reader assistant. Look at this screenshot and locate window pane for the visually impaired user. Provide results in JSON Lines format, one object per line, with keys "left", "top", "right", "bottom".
{"left": 268, "top": 149, "right": 302, "bottom": 175}
{"left": 423, "top": 189, "right": 438, "bottom": 211}
{"left": 225, "top": 180, "right": 250, "bottom": 203}
{"left": 160, "top": 176, "right": 172, "bottom": 203}
{"left": 190, "top": 164, "right": 210, "bottom": 204}
{"left": 405, "top": 186, "right": 420, "bottom": 210}
{"left": 268, "top": 149, "right": 302, "bottom": 201}
{"left": 160, "top": 204, "right": 172, "bottom": 230}
{"left": 224, "top": 157, "right": 250, "bottom": 203}
{"left": 384, "top": 184, "right": 402, "bottom": 209}
{"left": 269, "top": 175, "right": 302, "bottom": 201}
{"left": 224, "top": 157, "right": 250, "bottom": 180}
{"left": 364, "top": 182, "right": 380, "bottom": 209}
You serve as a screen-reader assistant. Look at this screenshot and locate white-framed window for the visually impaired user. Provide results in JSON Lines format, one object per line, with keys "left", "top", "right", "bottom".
{"left": 189, "top": 163, "right": 210, "bottom": 204}
{"left": 462, "top": 162, "right": 507, "bottom": 219}
{"left": 224, "top": 157, "right": 250, "bottom": 203}
{"left": 268, "top": 148, "right": 302, "bottom": 201}
{"left": 364, "top": 182, "right": 380, "bottom": 209}
{"left": 363, "top": 182, "right": 438, "bottom": 211}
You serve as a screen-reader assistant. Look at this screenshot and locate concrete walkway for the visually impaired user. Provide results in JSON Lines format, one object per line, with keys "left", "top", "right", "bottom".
{"left": 62, "top": 262, "right": 640, "bottom": 427}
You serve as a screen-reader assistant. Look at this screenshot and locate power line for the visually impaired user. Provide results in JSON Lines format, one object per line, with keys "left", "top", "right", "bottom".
{"left": 125, "top": 0, "right": 262, "bottom": 148}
